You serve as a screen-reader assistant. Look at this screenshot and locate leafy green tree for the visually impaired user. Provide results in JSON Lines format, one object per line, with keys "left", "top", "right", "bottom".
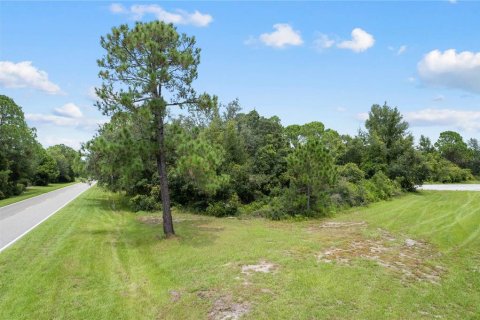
{"left": 435, "top": 131, "right": 470, "bottom": 168}
{"left": 174, "top": 131, "right": 229, "bottom": 196}
{"left": 365, "top": 103, "right": 409, "bottom": 165}
{"left": 286, "top": 138, "right": 337, "bottom": 215}
{"left": 235, "top": 110, "right": 289, "bottom": 199}
{"left": 34, "top": 152, "right": 59, "bottom": 186}
{"left": 363, "top": 103, "right": 425, "bottom": 190}
{"left": 84, "top": 111, "right": 155, "bottom": 194}
{"left": 0, "top": 95, "right": 39, "bottom": 197}
{"left": 95, "top": 21, "right": 214, "bottom": 237}
{"left": 47, "top": 144, "right": 78, "bottom": 182}
{"left": 468, "top": 138, "right": 480, "bottom": 176}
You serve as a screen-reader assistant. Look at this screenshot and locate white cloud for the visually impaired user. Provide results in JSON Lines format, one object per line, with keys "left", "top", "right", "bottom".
{"left": 406, "top": 108, "right": 480, "bottom": 132}
{"left": 388, "top": 45, "right": 407, "bottom": 55}
{"left": 87, "top": 86, "right": 99, "bottom": 101}
{"left": 418, "top": 49, "right": 480, "bottom": 94}
{"left": 258, "top": 24, "right": 303, "bottom": 48}
{"left": 0, "top": 61, "right": 62, "bottom": 95}
{"left": 337, "top": 28, "right": 375, "bottom": 53}
{"left": 110, "top": 3, "right": 213, "bottom": 27}
{"left": 54, "top": 103, "right": 83, "bottom": 119}
{"left": 26, "top": 103, "right": 106, "bottom": 131}
{"left": 433, "top": 95, "right": 445, "bottom": 102}
{"left": 356, "top": 112, "right": 369, "bottom": 121}
{"left": 407, "top": 76, "right": 417, "bottom": 83}
{"left": 397, "top": 45, "right": 407, "bottom": 55}
{"left": 41, "top": 136, "right": 84, "bottom": 150}
{"left": 336, "top": 106, "right": 347, "bottom": 112}
{"left": 448, "top": 0, "right": 458, "bottom": 4}
{"left": 314, "top": 33, "right": 335, "bottom": 51}
{"left": 110, "top": 3, "right": 126, "bottom": 14}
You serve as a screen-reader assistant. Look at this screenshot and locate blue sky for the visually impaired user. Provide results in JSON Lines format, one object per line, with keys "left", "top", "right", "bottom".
{"left": 1, "top": 1, "right": 480, "bottom": 149}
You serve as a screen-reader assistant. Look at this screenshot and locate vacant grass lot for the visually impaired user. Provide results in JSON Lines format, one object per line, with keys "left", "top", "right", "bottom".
{"left": 0, "top": 187, "right": 479, "bottom": 319}
{"left": 0, "top": 182, "right": 77, "bottom": 208}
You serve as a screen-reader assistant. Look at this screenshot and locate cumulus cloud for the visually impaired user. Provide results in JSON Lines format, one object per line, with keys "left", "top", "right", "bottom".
{"left": 314, "top": 28, "right": 374, "bottom": 53}
{"left": 26, "top": 103, "right": 106, "bottom": 131}
{"left": 257, "top": 24, "right": 303, "bottom": 48}
{"left": 110, "top": 3, "right": 213, "bottom": 27}
{"left": 0, "top": 61, "right": 62, "bottom": 95}
{"left": 418, "top": 49, "right": 480, "bottom": 94}
{"left": 54, "top": 103, "right": 83, "bottom": 119}
{"left": 405, "top": 108, "right": 480, "bottom": 132}
{"left": 337, "top": 28, "right": 375, "bottom": 53}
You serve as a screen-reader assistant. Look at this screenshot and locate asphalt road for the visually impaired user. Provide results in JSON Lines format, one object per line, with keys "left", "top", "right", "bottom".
{"left": 418, "top": 184, "right": 480, "bottom": 191}
{"left": 0, "top": 182, "right": 92, "bottom": 253}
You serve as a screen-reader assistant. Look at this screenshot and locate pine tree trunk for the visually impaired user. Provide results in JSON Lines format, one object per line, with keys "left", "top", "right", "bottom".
{"left": 154, "top": 110, "right": 175, "bottom": 237}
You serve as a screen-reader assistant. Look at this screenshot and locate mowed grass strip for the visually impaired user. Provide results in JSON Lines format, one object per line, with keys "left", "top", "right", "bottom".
{"left": 0, "top": 187, "right": 479, "bottom": 319}
{"left": 0, "top": 182, "right": 78, "bottom": 208}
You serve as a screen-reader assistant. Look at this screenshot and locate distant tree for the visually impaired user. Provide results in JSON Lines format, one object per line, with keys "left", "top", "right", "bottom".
{"left": 364, "top": 103, "right": 425, "bottom": 190}
{"left": 47, "top": 144, "right": 78, "bottom": 182}
{"left": 435, "top": 131, "right": 470, "bottom": 168}
{"left": 468, "top": 138, "right": 480, "bottom": 176}
{"left": 365, "top": 103, "right": 409, "bottom": 164}
{"left": 34, "top": 152, "right": 59, "bottom": 186}
{"left": 286, "top": 138, "right": 337, "bottom": 215}
{"left": 95, "top": 21, "right": 215, "bottom": 237}
{"left": 418, "top": 135, "right": 435, "bottom": 153}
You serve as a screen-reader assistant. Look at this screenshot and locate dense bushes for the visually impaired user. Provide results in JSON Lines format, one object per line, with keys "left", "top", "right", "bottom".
{"left": 85, "top": 100, "right": 478, "bottom": 220}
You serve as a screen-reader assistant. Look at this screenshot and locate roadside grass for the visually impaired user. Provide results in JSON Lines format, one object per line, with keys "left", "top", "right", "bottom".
{"left": 0, "top": 182, "right": 77, "bottom": 208}
{"left": 0, "top": 187, "right": 479, "bottom": 319}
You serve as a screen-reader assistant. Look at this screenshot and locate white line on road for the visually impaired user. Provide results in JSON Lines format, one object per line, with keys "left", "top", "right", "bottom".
{"left": 0, "top": 183, "right": 94, "bottom": 253}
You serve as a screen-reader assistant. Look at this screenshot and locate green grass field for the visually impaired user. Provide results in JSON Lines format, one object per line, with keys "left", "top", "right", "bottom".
{"left": 0, "top": 187, "right": 479, "bottom": 319}
{"left": 0, "top": 182, "right": 77, "bottom": 208}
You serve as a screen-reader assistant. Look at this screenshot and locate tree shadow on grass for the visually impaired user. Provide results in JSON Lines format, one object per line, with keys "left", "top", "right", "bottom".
{"left": 129, "top": 215, "right": 221, "bottom": 248}
{"left": 80, "top": 192, "right": 221, "bottom": 249}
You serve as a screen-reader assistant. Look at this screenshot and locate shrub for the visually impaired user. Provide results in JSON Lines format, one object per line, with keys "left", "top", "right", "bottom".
{"left": 369, "top": 171, "right": 401, "bottom": 200}
{"left": 338, "top": 163, "right": 365, "bottom": 183}
{"left": 332, "top": 179, "right": 364, "bottom": 207}
{"left": 129, "top": 194, "right": 160, "bottom": 212}
{"left": 206, "top": 193, "right": 240, "bottom": 217}
{"left": 17, "top": 178, "right": 29, "bottom": 188}
{"left": 13, "top": 183, "right": 25, "bottom": 196}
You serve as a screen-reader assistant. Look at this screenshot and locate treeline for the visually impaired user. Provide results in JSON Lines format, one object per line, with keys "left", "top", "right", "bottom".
{"left": 83, "top": 100, "right": 479, "bottom": 219}
{"left": 0, "top": 95, "right": 81, "bottom": 199}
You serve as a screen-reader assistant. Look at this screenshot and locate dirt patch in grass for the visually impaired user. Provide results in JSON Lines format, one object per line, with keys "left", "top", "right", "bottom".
{"left": 306, "top": 220, "right": 368, "bottom": 234}
{"left": 319, "top": 221, "right": 367, "bottom": 228}
{"left": 208, "top": 294, "right": 250, "bottom": 320}
{"left": 241, "top": 260, "right": 277, "bottom": 275}
{"left": 314, "top": 222, "right": 445, "bottom": 284}
{"left": 136, "top": 216, "right": 163, "bottom": 225}
{"left": 169, "top": 290, "right": 182, "bottom": 302}
{"left": 197, "top": 290, "right": 250, "bottom": 320}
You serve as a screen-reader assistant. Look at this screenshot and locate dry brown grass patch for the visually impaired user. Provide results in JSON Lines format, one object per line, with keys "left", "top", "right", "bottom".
{"left": 313, "top": 221, "right": 446, "bottom": 284}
